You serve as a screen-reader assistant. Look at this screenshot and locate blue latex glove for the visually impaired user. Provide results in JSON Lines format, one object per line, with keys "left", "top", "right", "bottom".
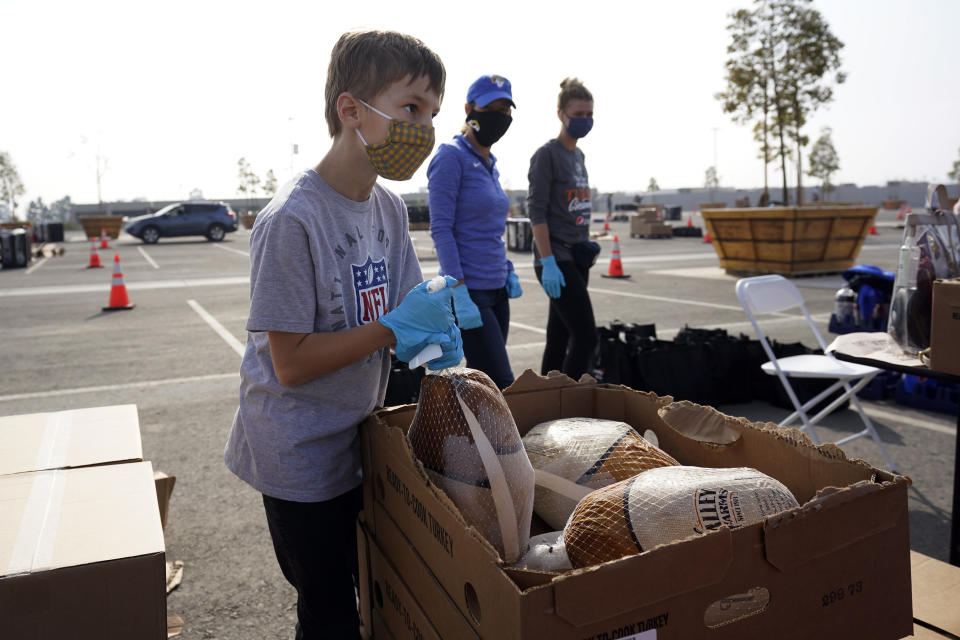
{"left": 539, "top": 255, "right": 566, "bottom": 299}
{"left": 380, "top": 276, "right": 458, "bottom": 362}
{"left": 505, "top": 271, "right": 522, "bottom": 299}
{"left": 427, "top": 324, "right": 463, "bottom": 370}
{"left": 452, "top": 284, "right": 483, "bottom": 330}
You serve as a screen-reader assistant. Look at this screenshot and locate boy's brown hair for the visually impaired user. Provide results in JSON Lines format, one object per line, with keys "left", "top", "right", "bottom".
{"left": 325, "top": 30, "right": 446, "bottom": 137}
{"left": 557, "top": 77, "right": 593, "bottom": 111}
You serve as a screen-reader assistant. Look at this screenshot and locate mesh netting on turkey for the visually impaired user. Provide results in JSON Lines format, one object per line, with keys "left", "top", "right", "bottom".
{"left": 522, "top": 418, "right": 679, "bottom": 530}
{"left": 407, "top": 368, "right": 534, "bottom": 563}
{"left": 563, "top": 466, "right": 799, "bottom": 568}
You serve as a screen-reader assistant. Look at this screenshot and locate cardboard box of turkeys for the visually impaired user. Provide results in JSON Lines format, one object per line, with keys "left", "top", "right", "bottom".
{"left": 0, "top": 461, "right": 167, "bottom": 639}
{"left": 359, "top": 370, "right": 913, "bottom": 640}
{"left": 359, "top": 514, "right": 478, "bottom": 640}
{"left": 0, "top": 404, "right": 142, "bottom": 477}
{"left": 929, "top": 278, "right": 960, "bottom": 377}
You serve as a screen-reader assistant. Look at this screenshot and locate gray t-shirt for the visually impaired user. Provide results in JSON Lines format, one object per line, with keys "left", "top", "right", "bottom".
{"left": 224, "top": 170, "right": 422, "bottom": 502}
{"left": 526, "top": 139, "right": 591, "bottom": 264}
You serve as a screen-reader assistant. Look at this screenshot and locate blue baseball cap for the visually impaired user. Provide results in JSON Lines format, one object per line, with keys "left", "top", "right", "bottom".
{"left": 466, "top": 74, "right": 516, "bottom": 108}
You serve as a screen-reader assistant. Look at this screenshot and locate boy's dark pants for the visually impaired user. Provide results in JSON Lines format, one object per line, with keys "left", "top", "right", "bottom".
{"left": 262, "top": 485, "right": 363, "bottom": 640}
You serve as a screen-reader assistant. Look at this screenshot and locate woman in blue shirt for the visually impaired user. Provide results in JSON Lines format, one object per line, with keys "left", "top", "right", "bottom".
{"left": 427, "top": 74, "right": 522, "bottom": 389}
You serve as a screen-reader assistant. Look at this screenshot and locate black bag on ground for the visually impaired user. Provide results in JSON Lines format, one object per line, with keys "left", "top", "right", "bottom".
{"left": 595, "top": 322, "right": 656, "bottom": 388}
{"left": 767, "top": 341, "right": 849, "bottom": 415}
{"left": 634, "top": 340, "right": 713, "bottom": 403}
{"left": 674, "top": 327, "right": 755, "bottom": 405}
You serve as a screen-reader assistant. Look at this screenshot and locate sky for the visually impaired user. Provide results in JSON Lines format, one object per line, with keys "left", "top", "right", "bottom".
{"left": 1, "top": 0, "right": 959, "bottom": 211}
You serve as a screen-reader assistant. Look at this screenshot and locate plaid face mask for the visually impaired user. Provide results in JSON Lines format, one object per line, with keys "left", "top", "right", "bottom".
{"left": 357, "top": 100, "right": 435, "bottom": 181}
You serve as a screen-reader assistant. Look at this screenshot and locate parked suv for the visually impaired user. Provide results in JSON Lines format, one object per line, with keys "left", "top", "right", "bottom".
{"left": 124, "top": 202, "right": 239, "bottom": 244}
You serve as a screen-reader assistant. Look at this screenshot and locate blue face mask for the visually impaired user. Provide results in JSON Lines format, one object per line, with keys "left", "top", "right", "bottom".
{"left": 565, "top": 116, "right": 593, "bottom": 139}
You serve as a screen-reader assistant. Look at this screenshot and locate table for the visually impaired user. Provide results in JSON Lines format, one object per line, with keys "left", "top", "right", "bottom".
{"left": 828, "top": 333, "right": 960, "bottom": 567}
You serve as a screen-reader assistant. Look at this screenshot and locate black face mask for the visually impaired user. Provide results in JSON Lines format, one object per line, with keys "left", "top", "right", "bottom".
{"left": 465, "top": 109, "right": 512, "bottom": 147}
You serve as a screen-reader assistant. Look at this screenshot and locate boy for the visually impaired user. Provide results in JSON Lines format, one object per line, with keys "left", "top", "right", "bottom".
{"left": 224, "top": 31, "right": 459, "bottom": 639}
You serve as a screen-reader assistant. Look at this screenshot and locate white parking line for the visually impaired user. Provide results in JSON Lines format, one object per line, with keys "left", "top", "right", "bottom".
{"left": 213, "top": 244, "right": 250, "bottom": 257}
{"left": 0, "top": 276, "right": 250, "bottom": 298}
{"left": 187, "top": 299, "right": 246, "bottom": 357}
{"left": 0, "top": 372, "right": 237, "bottom": 403}
{"left": 509, "top": 321, "right": 546, "bottom": 335}
{"left": 138, "top": 246, "right": 159, "bottom": 269}
{"left": 516, "top": 277, "right": 775, "bottom": 314}
{"left": 512, "top": 252, "right": 718, "bottom": 271}
{"left": 861, "top": 406, "right": 956, "bottom": 436}
{"left": 24, "top": 257, "right": 49, "bottom": 275}
{"left": 506, "top": 341, "right": 545, "bottom": 354}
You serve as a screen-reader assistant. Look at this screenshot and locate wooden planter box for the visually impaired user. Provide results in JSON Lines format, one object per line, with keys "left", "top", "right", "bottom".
{"left": 883, "top": 199, "right": 907, "bottom": 210}
{"left": 701, "top": 205, "right": 877, "bottom": 275}
{"left": 240, "top": 214, "right": 258, "bottom": 229}
{"left": 78, "top": 215, "right": 124, "bottom": 239}
{"left": 699, "top": 202, "right": 727, "bottom": 210}
{"left": 0, "top": 222, "right": 32, "bottom": 231}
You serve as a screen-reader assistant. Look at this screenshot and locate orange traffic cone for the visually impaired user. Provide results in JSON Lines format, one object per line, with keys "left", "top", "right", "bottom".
{"left": 603, "top": 213, "right": 611, "bottom": 233}
{"left": 601, "top": 235, "right": 630, "bottom": 279}
{"left": 703, "top": 230, "right": 713, "bottom": 243}
{"left": 869, "top": 224, "right": 878, "bottom": 235}
{"left": 686, "top": 214, "right": 693, "bottom": 228}
{"left": 99, "top": 228, "right": 109, "bottom": 249}
{"left": 103, "top": 254, "right": 135, "bottom": 311}
{"left": 87, "top": 239, "right": 103, "bottom": 268}
{"left": 897, "top": 206, "right": 904, "bottom": 221}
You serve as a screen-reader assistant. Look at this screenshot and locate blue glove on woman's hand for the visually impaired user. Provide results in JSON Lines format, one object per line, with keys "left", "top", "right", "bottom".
{"left": 427, "top": 324, "right": 463, "bottom": 370}
{"left": 380, "top": 276, "right": 458, "bottom": 362}
{"left": 452, "top": 284, "right": 483, "bottom": 330}
{"left": 539, "top": 255, "right": 566, "bottom": 299}
{"left": 506, "top": 271, "right": 523, "bottom": 299}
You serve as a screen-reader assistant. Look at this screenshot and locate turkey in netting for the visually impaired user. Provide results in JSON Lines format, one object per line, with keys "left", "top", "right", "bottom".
{"left": 407, "top": 368, "right": 534, "bottom": 563}
{"left": 522, "top": 418, "right": 679, "bottom": 530}
{"left": 563, "top": 465, "right": 799, "bottom": 568}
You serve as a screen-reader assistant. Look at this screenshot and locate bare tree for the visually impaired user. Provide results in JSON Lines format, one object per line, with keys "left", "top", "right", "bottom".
{"left": 0, "top": 151, "right": 26, "bottom": 220}
{"left": 704, "top": 166, "right": 720, "bottom": 202}
{"left": 263, "top": 169, "right": 278, "bottom": 196}
{"left": 718, "top": 0, "right": 845, "bottom": 205}
{"left": 949, "top": 147, "right": 960, "bottom": 184}
{"left": 806, "top": 127, "right": 840, "bottom": 200}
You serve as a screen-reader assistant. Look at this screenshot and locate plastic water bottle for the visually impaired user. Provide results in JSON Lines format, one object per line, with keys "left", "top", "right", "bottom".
{"left": 834, "top": 286, "right": 858, "bottom": 328}
{"left": 887, "top": 230, "right": 921, "bottom": 353}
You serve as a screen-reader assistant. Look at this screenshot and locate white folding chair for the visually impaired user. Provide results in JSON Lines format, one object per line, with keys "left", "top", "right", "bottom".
{"left": 735, "top": 275, "right": 897, "bottom": 471}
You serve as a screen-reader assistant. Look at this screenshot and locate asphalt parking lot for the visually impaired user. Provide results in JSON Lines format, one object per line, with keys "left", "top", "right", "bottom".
{"left": 0, "top": 208, "right": 956, "bottom": 639}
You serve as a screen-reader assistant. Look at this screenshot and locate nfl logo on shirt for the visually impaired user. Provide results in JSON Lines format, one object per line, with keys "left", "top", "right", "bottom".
{"left": 352, "top": 256, "right": 389, "bottom": 325}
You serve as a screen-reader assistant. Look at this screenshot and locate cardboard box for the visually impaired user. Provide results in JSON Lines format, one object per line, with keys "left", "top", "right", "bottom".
{"left": 630, "top": 219, "right": 672, "bottom": 237}
{"left": 360, "top": 371, "right": 913, "bottom": 640}
{"left": 634, "top": 210, "right": 659, "bottom": 222}
{"left": 359, "top": 515, "right": 478, "bottom": 640}
{"left": 153, "top": 471, "right": 177, "bottom": 531}
{"left": 365, "top": 525, "right": 444, "bottom": 640}
{"left": 0, "top": 461, "right": 167, "bottom": 639}
{"left": 908, "top": 551, "right": 960, "bottom": 638}
{"left": 930, "top": 278, "right": 960, "bottom": 377}
{"left": 0, "top": 404, "right": 142, "bottom": 476}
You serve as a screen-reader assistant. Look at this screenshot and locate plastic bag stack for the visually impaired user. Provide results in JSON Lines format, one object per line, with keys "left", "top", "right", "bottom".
{"left": 407, "top": 368, "right": 535, "bottom": 563}
{"left": 563, "top": 466, "right": 799, "bottom": 568}
{"left": 522, "top": 418, "right": 679, "bottom": 530}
